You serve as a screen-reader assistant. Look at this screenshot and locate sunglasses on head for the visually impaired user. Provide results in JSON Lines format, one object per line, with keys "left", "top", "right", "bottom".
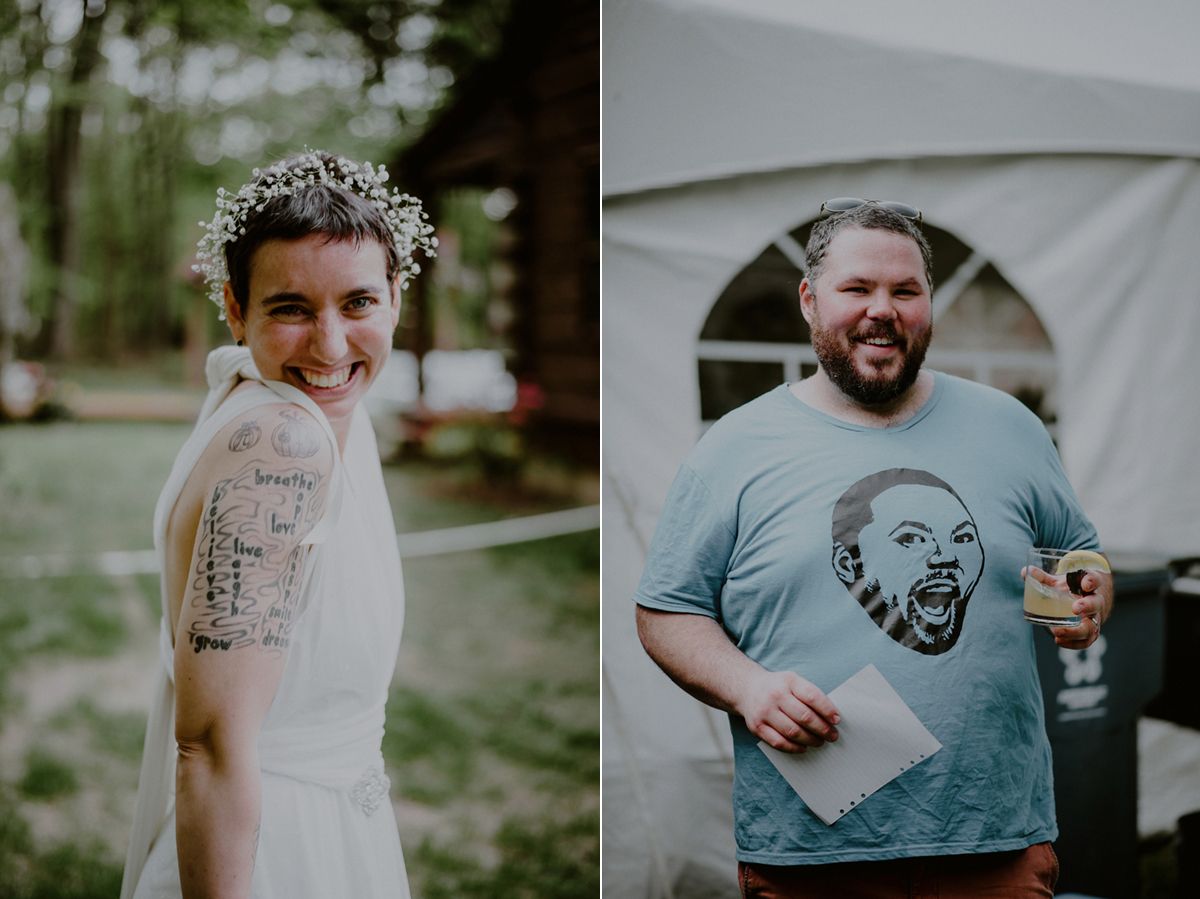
{"left": 819, "top": 197, "right": 922, "bottom": 223}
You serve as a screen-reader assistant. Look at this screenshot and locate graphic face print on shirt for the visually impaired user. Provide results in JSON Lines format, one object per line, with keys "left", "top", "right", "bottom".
{"left": 831, "top": 469, "right": 984, "bottom": 655}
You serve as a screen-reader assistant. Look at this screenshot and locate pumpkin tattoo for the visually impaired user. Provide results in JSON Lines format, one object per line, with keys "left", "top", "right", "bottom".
{"left": 272, "top": 411, "right": 322, "bottom": 459}
{"left": 229, "top": 420, "right": 262, "bottom": 452}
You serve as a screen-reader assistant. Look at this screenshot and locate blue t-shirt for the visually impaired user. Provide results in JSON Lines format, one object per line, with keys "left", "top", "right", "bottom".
{"left": 633, "top": 375, "right": 1101, "bottom": 865}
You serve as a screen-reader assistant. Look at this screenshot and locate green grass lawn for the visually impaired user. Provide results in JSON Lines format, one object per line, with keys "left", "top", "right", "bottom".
{"left": 0, "top": 420, "right": 598, "bottom": 898}
{"left": 0, "top": 422, "right": 187, "bottom": 558}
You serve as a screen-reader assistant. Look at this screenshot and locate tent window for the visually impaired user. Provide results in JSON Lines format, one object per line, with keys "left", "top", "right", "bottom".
{"left": 698, "top": 220, "right": 1058, "bottom": 433}
{"left": 699, "top": 244, "right": 810, "bottom": 344}
{"left": 699, "top": 359, "right": 787, "bottom": 421}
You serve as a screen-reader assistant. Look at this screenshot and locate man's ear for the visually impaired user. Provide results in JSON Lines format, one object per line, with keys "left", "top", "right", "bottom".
{"left": 799, "top": 279, "right": 816, "bottom": 326}
{"left": 832, "top": 542, "right": 857, "bottom": 586}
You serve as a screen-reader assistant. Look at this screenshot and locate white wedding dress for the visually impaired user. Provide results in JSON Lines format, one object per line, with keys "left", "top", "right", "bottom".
{"left": 121, "top": 347, "right": 410, "bottom": 898}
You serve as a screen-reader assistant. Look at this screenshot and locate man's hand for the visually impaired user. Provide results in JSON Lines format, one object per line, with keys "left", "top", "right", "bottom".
{"left": 1050, "top": 567, "right": 1114, "bottom": 651}
{"left": 737, "top": 668, "right": 840, "bottom": 754}
{"left": 1023, "top": 561, "right": 1114, "bottom": 651}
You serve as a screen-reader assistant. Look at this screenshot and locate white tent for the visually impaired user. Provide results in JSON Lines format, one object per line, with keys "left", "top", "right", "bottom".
{"left": 602, "top": 1, "right": 1200, "bottom": 896}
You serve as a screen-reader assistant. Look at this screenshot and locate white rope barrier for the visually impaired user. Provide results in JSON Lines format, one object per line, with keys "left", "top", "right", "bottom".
{"left": 0, "top": 505, "right": 600, "bottom": 579}
{"left": 395, "top": 504, "right": 599, "bottom": 558}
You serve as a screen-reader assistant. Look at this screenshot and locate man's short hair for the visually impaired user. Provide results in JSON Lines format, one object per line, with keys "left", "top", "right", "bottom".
{"left": 224, "top": 151, "right": 402, "bottom": 314}
{"left": 805, "top": 204, "right": 934, "bottom": 292}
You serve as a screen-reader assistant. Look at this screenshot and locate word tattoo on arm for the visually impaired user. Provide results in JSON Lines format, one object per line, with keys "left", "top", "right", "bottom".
{"left": 187, "top": 460, "right": 325, "bottom": 657}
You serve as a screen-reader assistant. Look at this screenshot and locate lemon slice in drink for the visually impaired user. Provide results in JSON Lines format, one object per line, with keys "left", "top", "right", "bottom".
{"left": 1055, "top": 550, "right": 1109, "bottom": 595}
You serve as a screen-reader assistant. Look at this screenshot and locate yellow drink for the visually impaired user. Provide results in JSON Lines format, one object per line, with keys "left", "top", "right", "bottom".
{"left": 1022, "top": 573, "right": 1079, "bottom": 626}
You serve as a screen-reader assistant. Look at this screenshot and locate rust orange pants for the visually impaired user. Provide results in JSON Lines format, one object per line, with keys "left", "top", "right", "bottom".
{"left": 739, "top": 843, "right": 1058, "bottom": 899}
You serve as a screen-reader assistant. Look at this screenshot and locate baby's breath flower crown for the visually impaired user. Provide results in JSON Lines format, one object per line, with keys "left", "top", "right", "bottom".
{"left": 193, "top": 151, "right": 437, "bottom": 316}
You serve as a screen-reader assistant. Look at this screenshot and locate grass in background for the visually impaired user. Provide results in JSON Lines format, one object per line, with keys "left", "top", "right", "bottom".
{"left": 384, "top": 687, "right": 475, "bottom": 805}
{"left": 1, "top": 577, "right": 126, "bottom": 656}
{"left": 0, "top": 421, "right": 154, "bottom": 898}
{"left": 414, "top": 811, "right": 599, "bottom": 899}
{"left": 0, "top": 786, "right": 123, "bottom": 899}
{"left": 0, "top": 576, "right": 128, "bottom": 710}
{"left": 388, "top": 530, "right": 599, "bottom": 897}
{"left": 65, "top": 701, "right": 149, "bottom": 765}
{"left": 0, "top": 422, "right": 190, "bottom": 557}
{"left": 383, "top": 676, "right": 599, "bottom": 807}
{"left": 19, "top": 750, "right": 79, "bottom": 801}
{"left": 489, "top": 531, "right": 601, "bottom": 632}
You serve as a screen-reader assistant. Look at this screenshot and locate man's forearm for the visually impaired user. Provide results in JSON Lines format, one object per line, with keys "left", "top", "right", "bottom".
{"left": 176, "top": 746, "right": 261, "bottom": 899}
{"left": 635, "top": 605, "right": 841, "bottom": 753}
{"left": 635, "top": 605, "right": 763, "bottom": 715}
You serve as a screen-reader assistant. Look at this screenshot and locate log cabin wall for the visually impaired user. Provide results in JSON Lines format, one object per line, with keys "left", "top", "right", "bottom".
{"left": 398, "top": 0, "right": 599, "bottom": 463}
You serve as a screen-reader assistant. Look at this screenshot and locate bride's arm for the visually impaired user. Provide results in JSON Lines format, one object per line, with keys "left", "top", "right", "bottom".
{"left": 172, "top": 404, "right": 332, "bottom": 899}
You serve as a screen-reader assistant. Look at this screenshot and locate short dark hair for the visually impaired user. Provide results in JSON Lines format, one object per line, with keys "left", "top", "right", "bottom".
{"left": 831, "top": 468, "right": 965, "bottom": 568}
{"left": 805, "top": 204, "right": 934, "bottom": 292}
{"left": 224, "top": 151, "right": 401, "bottom": 314}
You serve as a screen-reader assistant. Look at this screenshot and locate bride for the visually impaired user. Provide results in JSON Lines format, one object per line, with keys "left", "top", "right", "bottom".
{"left": 120, "top": 151, "right": 436, "bottom": 899}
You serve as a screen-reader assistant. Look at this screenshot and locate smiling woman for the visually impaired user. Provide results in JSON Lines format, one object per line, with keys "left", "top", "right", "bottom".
{"left": 225, "top": 234, "right": 399, "bottom": 445}
{"left": 120, "top": 151, "right": 436, "bottom": 899}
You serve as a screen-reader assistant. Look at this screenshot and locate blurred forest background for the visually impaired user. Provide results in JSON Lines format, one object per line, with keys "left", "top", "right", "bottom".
{"left": 0, "top": 0, "right": 512, "bottom": 365}
{"left": 0, "top": 1, "right": 599, "bottom": 896}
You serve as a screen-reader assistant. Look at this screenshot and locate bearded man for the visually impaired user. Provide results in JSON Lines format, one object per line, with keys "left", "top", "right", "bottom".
{"left": 633, "top": 200, "right": 1113, "bottom": 897}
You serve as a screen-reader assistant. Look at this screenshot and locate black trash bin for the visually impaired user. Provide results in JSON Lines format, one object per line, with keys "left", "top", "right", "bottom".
{"left": 1142, "top": 557, "right": 1200, "bottom": 729}
{"left": 1033, "top": 552, "right": 1171, "bottom": 899}
{"left": 1141, "top": 558, "right": 1200, "bottom": 897}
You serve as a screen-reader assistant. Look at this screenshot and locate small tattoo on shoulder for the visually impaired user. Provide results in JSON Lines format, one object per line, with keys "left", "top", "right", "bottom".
{"left": 271, "top": 411, "right": 322, "bottom": 459}
{"left": 229, "top": 420, "right": 262, "bottom": 452}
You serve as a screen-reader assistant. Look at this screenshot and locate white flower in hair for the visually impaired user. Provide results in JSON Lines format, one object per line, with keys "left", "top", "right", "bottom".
{"left": 193, "top": 150, "right": 437, "bottom": 317}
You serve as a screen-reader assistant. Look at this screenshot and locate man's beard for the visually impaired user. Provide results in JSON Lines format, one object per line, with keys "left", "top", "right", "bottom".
{"left": 810, "top": 311, "right": 932, "bottom": 407}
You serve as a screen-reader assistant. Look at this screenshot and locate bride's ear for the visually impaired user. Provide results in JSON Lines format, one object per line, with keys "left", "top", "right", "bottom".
{"left": 389, "top": 275, "right": 402, "bottom": 328}
{"left": 224, "top": 282, "right": 246, "bottom": 343}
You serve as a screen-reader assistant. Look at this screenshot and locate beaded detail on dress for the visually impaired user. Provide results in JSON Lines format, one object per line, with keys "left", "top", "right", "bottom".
{"left": 351, "top": 767, "right": 391, "bottom": 815}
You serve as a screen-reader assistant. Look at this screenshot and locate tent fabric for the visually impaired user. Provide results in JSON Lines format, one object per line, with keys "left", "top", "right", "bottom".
{"left": 603, "top": 3, "right": 1200, "bottom": 897}
{"left": 603, "top": 0, "right": 1200, "bottom": 197}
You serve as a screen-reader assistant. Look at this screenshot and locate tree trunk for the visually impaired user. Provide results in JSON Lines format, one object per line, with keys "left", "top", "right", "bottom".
{"left": 45, "top": 4, "right": 108, "bottom": 359}
{"left": 0, "top": 182, "right": 31, "bottom": 371}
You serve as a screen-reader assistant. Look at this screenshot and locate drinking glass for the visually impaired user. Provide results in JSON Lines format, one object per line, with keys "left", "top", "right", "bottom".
{"left": 1023, "top": 547, "right": 1094, "bottom": 627}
